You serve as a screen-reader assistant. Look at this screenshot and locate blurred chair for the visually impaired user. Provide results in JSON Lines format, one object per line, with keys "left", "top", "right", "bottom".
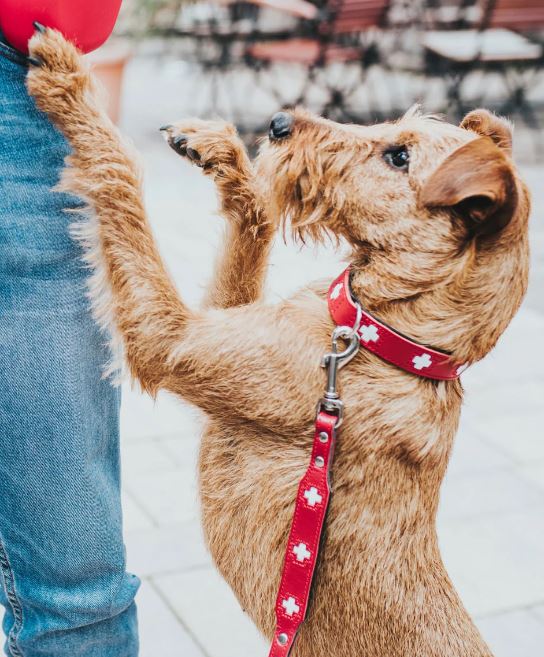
{"left": 244, "top": 0, "right": 392, "bottom": 121}
{"left": 421, "top": 0, "right": 483, "bottom": 29}
{"left": 423, "top": 0, "right": 544, "bottom": 125}
{"left": 150, "top": 0, "right": 302, "bottom": 119}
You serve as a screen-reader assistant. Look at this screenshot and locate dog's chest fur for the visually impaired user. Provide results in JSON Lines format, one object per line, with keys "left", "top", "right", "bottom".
{"left": 197, "top": 289, "right": 481, "bottom": 657}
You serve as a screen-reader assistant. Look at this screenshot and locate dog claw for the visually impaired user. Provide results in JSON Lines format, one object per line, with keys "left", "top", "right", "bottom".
{"left": 173, "top": 134, "right": 188, "bottom": 146}
{"left": 166, "top": 134, "right": 202, "bottom": 164}
{"left": 159, "top": 124, "right": 172, "bottom": 132}
{"left": 186, "top": 147, "right": 201, "bottom": 162}
{"left": 33, "top": 21, "right": 46, "bottom": 33}
{"left": 167, "top": 134, "right": 188, "bottom": 156}
{"left": 27, "top": 55, "right": 43, "bottom": 67}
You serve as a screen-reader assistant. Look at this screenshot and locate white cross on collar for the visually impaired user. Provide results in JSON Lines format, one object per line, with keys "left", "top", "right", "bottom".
{"left": 359, "top": 324, "right": 379, "bottom": 343}
{"left": 330, "top": 283, "right": 343, "bottom": 300}
{"left": 412, "top": 353, "right": 432, "bottom": 370}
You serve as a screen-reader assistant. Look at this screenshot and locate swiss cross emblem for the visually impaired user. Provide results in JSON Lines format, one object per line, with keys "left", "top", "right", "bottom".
{"left": 412, "top": 353, "right": 432, "bottom": 370}
{"left": 303, "top": 486, "right": 322, "bottom": 507}
{"left": 359, "top": 324, "right": 379, "bottom": 343}
{"left": 282, "top": 596, "right": 300, "bottom": 617}
{"left": 293, "top": 542, "right": 311, "bottom": 563}
{"left": 330, "top": 283, "right": 343, "bottom": 300}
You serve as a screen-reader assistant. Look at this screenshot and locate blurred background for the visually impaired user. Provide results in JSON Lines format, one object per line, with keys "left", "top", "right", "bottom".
{"left": 93, "top": 0, "right": 544, "bottom": 154}
{"left": 4, "top": 2, "right": 544, "bottom": 656}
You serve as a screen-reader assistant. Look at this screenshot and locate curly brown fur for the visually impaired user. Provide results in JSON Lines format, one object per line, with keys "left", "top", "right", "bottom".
{"left": 27, "top": 30, "right": 530, "bottom": 657}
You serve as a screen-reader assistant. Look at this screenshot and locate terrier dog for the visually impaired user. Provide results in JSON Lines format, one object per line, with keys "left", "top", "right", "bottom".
{"left": 27, "top": 28, "right": 529, "bottom": 657}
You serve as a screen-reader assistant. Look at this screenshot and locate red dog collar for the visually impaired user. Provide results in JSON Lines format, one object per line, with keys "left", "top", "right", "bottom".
{"left": 328, "top": 268, "right": 467, "bottom": 380}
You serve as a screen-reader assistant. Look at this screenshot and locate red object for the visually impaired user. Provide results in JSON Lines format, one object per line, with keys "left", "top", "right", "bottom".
{"left": 328, "top": 268, "right": 467, "bottom": 380}
{"left": 268, "top": 268, "right": 465, "bottom": 657}
{"left": 268, "top": 411, "right": 337, "bottom": 657}
{"left": 0, "top": 0, "right": 123, "bottom": 54}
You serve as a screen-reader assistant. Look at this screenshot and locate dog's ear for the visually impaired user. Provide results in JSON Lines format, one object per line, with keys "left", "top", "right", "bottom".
{"left": 460, "top": 109, "right": 512, "bottom": 154}
{"left": 420, "top": 137, "right": 518, "bottom": 237}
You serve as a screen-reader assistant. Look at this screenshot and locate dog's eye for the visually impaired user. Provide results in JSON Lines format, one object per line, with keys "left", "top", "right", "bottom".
{"left": 383, "top": 146, "right": 409, "bottom": 171}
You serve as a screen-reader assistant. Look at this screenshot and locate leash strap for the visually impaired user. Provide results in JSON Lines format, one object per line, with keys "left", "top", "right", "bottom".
{"left": 268, "top": 411, "right": 338, "bottom": 657}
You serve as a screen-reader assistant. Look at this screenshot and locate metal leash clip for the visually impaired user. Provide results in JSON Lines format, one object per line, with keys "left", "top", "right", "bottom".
{"left": 317, "top": 308, "right": 361, "bottom": 427}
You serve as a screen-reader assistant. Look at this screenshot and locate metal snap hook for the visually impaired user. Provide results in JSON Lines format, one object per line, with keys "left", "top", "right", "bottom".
{"left": 317, "top": 324, "right": 360, "bottom": 427}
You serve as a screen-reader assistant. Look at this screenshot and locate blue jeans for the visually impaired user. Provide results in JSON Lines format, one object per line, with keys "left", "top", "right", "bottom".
{"left": 0, "top": 41, "right": 139, "bottom": 656}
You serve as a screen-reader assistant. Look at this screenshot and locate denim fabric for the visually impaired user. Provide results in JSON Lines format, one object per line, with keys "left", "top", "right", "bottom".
{"left": 0, "top": 41, "right": 140, "bottom": 656}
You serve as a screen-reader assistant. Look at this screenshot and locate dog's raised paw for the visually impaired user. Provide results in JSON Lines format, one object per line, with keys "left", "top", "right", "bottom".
{"left": 161, "top": 119, "right": 242, "bottom": 174}
{"left": 26, "top": 25, "right": 91, "bottom": 117}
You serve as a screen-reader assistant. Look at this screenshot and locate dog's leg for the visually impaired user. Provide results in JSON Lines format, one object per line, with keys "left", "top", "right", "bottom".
{"left": 163, "top": 120, "right": 274, "bottom": 309}
{"left": 26, "top": 28, "right": 198, "bottom": 394}
{"left": 26, "top": 29, "right": 325, "bottom": 431}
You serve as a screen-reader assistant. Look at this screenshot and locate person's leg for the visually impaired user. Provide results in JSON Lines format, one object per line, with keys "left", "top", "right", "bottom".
{"left": 0, "top": 43, "right": 139, "bottom": 657}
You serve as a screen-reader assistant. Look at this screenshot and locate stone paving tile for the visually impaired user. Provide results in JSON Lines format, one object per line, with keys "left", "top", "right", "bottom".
{"left": 137, "top": 580, "right": 205, "bottom": 657}
{"left": 154, "top": 567, "right": 268, "bottom": 657}
{"left": 438, "top": 468, "right": 544, "bottom": 520}
{"left": 532, "top": 604, "right": 544, "bottom": 623}
{"left": 446, "top": 422, "right": 512, "bottom": 478}
{"left": 122, "top": 488, "right": 155, "bottom": 533}
{"left": 470, "top": 411, "right": 544, "bottom": 464}
{"left": 125, "top": 467, "right": 198, "bottom": 527}
{"left": 438, "top": 510, "right": 544, "bottom": 616}
{"left": 462, "top": 378, "right": 544, "bottom": 424}
{"left": 122, "top": 440, "right": 177, "bottom": 474}
{"left": 121, "top": 385, "right": 195, "bottom": 442}
{"left": 517, "top": 460, "right": 544, "bottom": 491}
{"left": 159, "top": 433, "right": 201, "bottom": 469}
{"left": 125, "top": 520, "right": 211, "bottom": 578}
{"left": 461, "top": 312, "right": 544, "bottom": 388}
{"left": 475, "top": 609, "right": 544, "bottom": 657}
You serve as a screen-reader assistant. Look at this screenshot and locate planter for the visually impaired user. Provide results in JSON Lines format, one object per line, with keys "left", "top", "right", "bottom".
{"left": 86, "top": 39, "right": 132, "bottom": 125}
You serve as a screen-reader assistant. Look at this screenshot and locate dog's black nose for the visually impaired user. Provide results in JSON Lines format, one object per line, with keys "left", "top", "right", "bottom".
{"left": 269, "top": 112, "right": 293, "bottom": 140}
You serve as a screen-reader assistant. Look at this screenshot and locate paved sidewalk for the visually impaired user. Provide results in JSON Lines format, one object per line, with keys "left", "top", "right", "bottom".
{"left": 2, "top": 55, "right": 543, "bottom": 657}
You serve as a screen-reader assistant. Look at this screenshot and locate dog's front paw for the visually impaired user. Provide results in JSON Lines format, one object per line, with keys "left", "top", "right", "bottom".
{"left": 26, "top": 24, "right": 91, "bottom": 121}
{"left": 160, "top": 119, "right": 246, "bottom": 175}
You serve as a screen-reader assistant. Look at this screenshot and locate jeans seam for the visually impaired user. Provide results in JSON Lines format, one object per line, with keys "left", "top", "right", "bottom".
{"left": 0, "top": 535, "right": 24, "bottom": 657}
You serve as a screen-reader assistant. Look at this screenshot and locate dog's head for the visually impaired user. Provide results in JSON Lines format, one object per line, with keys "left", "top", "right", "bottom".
{"left": 257, "top": 107, "right": 530, "bottom": 363}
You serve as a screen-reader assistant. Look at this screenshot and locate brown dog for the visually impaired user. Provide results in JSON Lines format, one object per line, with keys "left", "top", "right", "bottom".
{"left": 27, "top": 28, "right": 530, "bottom": 657}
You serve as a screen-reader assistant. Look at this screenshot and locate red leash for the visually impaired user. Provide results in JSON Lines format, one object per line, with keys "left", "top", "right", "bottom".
{"left": 268, "top": 410, "right": 338, "bottom": 656}
{"left": 268, "top": 268, "right": 465, "bottom": 656}
{"left": 268, "top": 322, "right": 359, "bottom": 657}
